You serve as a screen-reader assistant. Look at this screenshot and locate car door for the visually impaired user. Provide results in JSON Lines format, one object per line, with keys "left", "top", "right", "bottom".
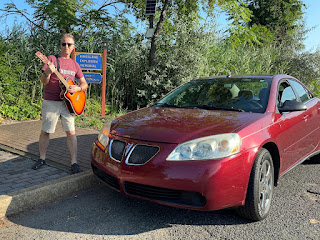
{"left": 275, "top": 80, "right": 311, "bottom": 173}
{"left": 288, "top": 79, "right": 320, "bottom": 153}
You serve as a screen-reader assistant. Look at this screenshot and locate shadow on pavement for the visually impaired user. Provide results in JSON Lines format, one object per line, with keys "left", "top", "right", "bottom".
{"left": 25, "top": 134, "right": 97, "bottom": 171}
{"left": 8, "top": 184, "right": 250, "bottom": 236}
{"left": 304, "top": 154, "right": 320, "bottom": 165}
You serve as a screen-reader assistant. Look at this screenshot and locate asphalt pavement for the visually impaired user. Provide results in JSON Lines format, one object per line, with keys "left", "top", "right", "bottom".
{"left": 0, "top": 157, "right": 319, "bottom": 240}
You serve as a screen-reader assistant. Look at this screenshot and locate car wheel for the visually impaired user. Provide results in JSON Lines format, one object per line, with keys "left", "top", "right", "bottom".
{"left": 237, "top": 148, "right": 274, "bottom": 221}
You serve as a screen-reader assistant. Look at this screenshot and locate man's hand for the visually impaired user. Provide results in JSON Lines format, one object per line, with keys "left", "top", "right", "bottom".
{"left": 44, "top": 62, "right": 55, "bottom": 75}
{"left": 67, "top": 85, "right": 82, "bottom": 93}
{"left": 41, "top": 62, "right": 55, "bottom": 85}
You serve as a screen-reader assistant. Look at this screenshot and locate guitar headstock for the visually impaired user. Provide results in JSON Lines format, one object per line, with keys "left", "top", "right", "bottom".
{"left": 35, "top": 51, "right": 49, "bottom": 64}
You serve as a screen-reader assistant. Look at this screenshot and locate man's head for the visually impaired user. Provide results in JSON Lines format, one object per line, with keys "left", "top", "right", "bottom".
{"left": 60, "top": 33, "right": 75, "bottom": 58}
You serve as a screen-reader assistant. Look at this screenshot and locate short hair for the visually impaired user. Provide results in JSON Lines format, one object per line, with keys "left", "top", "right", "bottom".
{"left": 61, "top": 33, "right": 75, "bottom": 44}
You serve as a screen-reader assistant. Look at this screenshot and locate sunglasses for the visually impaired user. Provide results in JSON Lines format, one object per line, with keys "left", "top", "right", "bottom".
{"left": 61, "top": 43, "right": 74, "bottom": 47}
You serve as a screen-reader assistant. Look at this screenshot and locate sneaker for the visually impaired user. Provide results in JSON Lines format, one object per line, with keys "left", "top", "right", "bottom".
{"left": 32, "top": 159, "right": 46, "bottom": 170}
{"left": 71, "top": 163, "right": 82, "bottom": 174}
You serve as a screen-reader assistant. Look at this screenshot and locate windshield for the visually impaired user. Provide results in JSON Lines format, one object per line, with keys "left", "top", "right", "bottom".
{"left": 155, "top": 77, "right": 271, "bottom": 113}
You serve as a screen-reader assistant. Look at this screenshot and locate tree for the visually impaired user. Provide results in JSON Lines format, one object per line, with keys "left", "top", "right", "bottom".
{"left": 245, "top": 0, "right": 305, "bottom": 45}
{"left": 1, "top": 0, "right": 125, "bottom": 34}
{"left": 122, "top": 0, "right": 253, "bottom": 67}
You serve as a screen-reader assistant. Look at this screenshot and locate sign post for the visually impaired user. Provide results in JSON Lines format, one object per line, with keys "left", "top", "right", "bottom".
{"left": 101, "top": 43, "right": 107, "bottom": 117}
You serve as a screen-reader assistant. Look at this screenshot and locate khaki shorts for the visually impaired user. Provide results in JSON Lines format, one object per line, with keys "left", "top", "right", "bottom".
{"left": 41, "top": 100, "right": 75, "bottom": 133}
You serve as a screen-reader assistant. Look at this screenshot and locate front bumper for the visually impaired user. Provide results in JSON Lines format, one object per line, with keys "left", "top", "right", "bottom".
{"left": 91, "top": 136, "right": 257, "bottom": 211}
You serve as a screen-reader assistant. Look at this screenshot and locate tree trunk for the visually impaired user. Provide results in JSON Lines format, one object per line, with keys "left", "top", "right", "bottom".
{"left": 148, "top": 0, "right": 169, "bottom": 67}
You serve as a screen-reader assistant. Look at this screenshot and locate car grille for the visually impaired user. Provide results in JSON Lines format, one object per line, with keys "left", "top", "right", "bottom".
{"left": 127, "top": 145, "right": 159, "bottom": 165}
{"left": 91, "top": 164, "right": 120, "bottom": 191}
{"left": 124, "top": 181, "right": 206, "bottom": 207}
{"left": 109, "top": 139, "right": 126, "bottom": 161}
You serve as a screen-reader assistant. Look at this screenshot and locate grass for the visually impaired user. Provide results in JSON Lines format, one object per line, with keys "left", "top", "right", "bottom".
{"left": 74, "top": 99, "right": 127, "bottom": 131}
{"left": 75, "top": 114, "right": 122, "bottom": 131}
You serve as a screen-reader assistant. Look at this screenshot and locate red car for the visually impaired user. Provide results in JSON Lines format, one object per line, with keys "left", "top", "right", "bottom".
{"left": 91, "top": 75, "right": 320, "bottom": 221}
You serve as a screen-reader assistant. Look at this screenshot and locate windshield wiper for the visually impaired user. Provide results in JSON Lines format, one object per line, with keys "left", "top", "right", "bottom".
{"left": 154, "top": 103, "right": 182, "bottom": 108}
{"left": 197, "top": 104, "right": 245, "bottom": 112}
{"left": 214, "top": 106, "right": 245, "bottom": 112}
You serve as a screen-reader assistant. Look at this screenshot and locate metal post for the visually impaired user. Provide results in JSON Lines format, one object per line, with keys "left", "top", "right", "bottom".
{"left": 101, "top": 42, "right": 107, "bottom": 117}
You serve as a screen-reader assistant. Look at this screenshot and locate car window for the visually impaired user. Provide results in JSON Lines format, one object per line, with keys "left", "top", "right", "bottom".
{"left": 156, "top": 78, "right": 271, "bottom": 113}
{"left": 288, "top": 80, "right": 310, "bottom": 103}
{"left": 278, "top": 82, "right": 297, "bottom": 106}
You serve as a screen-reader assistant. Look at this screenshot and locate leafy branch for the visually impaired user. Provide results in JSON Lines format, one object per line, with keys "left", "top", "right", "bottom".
{"left": 0, "top": 1, "right": 51, "bottom": 33}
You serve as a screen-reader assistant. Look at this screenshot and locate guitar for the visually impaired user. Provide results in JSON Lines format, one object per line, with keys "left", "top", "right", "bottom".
{"left": 36, "top": 51, "right": 86, "bottom": 116}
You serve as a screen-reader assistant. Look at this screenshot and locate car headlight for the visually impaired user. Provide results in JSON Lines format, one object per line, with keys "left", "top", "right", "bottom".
{"left": 166, "top": 133, "right": 241, "bottom": 161}
{"left": 97, "top": 121, "right": 112, "bottom": 150}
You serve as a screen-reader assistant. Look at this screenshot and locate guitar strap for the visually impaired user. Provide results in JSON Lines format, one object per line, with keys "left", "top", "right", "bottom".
{"left": 55, "top": 54, "right": 60, "bottom": 73}
{"left": 55, "top": 54, "right": 65, "bottom": 100}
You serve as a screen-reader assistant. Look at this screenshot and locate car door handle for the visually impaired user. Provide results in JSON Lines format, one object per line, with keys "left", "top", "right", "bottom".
{"left": 303, "top": 115, "right": 309, "bottom": 120}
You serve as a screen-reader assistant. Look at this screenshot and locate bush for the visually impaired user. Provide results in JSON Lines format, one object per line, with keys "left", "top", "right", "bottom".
{"left": 0, "top": 98, "right": 41, "bottom": 121}
{"left": 75, "top": 98, "right": 126, "bottom": 130}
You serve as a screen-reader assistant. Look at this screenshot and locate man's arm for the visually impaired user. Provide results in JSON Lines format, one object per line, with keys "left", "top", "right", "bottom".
{"left": 77, "top": 77, "right": 88, "bottom": 92}
{"left": 67, "top": 77, "right": 88, "bottom": 93}
{"left": 40, "top": 62, "right": 55, "bottom": 85}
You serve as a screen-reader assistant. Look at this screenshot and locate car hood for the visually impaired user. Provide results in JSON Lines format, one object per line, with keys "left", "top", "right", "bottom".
{"left": 110, "top": 107, "right": 263, "bottom": 144}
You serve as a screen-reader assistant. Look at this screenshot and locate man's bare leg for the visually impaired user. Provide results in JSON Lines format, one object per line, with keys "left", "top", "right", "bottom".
{"left": 39, "top": 130, "right": 50, "bottom": 160}
{"left": 32, "top": 130, "right": 50, "bottom": 170}
{"left": 66, "top": 131, "right": 77, "bottom": 165}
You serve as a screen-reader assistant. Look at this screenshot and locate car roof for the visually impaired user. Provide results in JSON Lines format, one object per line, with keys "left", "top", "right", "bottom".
{"left": 194, "top": 74, "right": 294, "bottom": 81}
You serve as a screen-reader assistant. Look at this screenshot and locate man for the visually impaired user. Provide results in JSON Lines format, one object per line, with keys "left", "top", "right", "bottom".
{"left": 32, "top": 33, "right": 88, "bottom": 174}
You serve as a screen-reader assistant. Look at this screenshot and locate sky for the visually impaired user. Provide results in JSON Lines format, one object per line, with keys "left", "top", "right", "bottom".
{"left": 0, "top": 0, "right": 319, "bottom": 52}
{"left": 303, "top": 0, "right": 320, "bottom": 52}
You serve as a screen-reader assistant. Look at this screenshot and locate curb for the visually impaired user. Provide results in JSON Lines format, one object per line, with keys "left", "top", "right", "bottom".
{"left": 0, "top": 170, "right": 99, "bottom": 218}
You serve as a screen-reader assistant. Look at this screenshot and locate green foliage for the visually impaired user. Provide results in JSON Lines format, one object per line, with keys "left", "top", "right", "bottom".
{"left": 290, "top": 50, "right": 320, "bottom": 88}
{"left": 208, "top": 41, "right": 288, "bottom": 75}
{"left": 26, "top": 0, "right": 94, "bottom": 33}
{"left": 245, "top": 0, "right": 305, "bottom": 45}
{"left": 82, "top": 98, "right": 104, "bottom": 117}
{"left": 0, "top": 39, "right": 42, "bottom": 120}
{"left": 0, "top": 99, "right": 41, "bottom": 120}
{"left": 75, "top": 98, "right": 127, "bottom": 130}
{"left": 311, "top": 80, "right": 320, "bottom": 97}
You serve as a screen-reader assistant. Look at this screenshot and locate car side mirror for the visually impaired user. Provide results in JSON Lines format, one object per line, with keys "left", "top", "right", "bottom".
{"left": 278, "top": 100, "right": 307, "bottom": 113}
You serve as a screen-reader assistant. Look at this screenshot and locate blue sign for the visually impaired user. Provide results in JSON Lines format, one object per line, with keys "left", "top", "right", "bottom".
{"left": 76, "top": 53, "right": 102, "bottom": 70}
{"left": 83, "top": 73, "right": 102, "bottom": 83}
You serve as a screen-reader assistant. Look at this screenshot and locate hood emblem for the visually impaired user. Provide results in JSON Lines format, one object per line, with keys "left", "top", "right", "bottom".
{"left": 125, "top": 143, "right": 134, "bottom": 155}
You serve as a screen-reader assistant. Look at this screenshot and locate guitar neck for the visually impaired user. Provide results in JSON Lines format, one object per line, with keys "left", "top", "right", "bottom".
{"left": 53, "top": 69, "right": 70, "bottom": 89}
{"left": 35, "top": 52, "right": 70, "bottom": 89}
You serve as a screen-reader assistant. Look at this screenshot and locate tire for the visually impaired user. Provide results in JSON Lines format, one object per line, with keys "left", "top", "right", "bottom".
{"left": 237, "top": 148, "right": 274, "bottom": 221}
